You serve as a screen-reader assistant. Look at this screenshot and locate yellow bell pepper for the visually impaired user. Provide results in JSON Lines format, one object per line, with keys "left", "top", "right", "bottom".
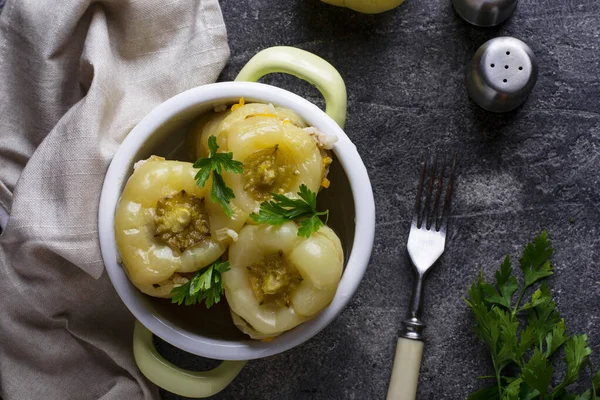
{"left": 321, "top": 0, "right": 405, "bottom": 14}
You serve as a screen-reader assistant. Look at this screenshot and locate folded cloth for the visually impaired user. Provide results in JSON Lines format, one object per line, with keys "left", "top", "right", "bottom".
{"left": 0, "top": 1, "right": 230, "bottom": 399}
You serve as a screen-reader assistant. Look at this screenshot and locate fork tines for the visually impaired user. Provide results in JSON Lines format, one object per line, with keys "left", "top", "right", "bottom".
{"left": 413, "top": 154, "right": 457, "bottom": 232}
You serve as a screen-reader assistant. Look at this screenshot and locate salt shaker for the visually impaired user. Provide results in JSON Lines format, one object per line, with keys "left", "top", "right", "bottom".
{"left": 466, "top": 37, "right": 538, "bottom": 113}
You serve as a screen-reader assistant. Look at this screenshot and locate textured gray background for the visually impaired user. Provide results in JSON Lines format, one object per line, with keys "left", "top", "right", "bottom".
{"left": 160, "top": 0, "right": 600, "bottom": 399}
{"left": 3, "top": 0, "right": 599, "bottom": 399}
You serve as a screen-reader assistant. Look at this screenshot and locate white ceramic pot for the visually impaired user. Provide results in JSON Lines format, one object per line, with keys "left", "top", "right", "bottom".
{"left": 98, "top": 46, "right": 375, "bottom": 397}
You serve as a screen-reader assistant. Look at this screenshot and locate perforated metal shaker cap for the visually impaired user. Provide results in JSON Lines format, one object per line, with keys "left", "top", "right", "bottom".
{"left": 467, "top": 37, "right": 538, "bottom": 113}
{"left": 452, "top": 0, "right": 518, "bottom": 27}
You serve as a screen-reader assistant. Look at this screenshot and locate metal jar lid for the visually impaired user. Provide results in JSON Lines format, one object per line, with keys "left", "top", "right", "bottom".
{"left": 452, "top": 0, "right": 518, "bottom": 27}
{"left": 466, "top": 37, "right": 538, "bottom": 113}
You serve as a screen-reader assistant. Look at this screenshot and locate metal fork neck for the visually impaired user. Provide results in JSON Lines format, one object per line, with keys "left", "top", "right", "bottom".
{"left": 400, "top": 273, "right": 426, "bottom": 340}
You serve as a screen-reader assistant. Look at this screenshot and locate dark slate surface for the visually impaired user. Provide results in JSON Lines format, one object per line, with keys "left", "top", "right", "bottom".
{"left": 151, "top": 1, "right": 600, "bottom": 399}
{"left": 2, "top": 0, "right": 598, "bottom": 399}
{"left": 156, "top": 0, "right": 600, "bottom": 399}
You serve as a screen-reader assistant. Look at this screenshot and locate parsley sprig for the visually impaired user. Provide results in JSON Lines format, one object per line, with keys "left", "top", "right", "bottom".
{"left": 194, "top": 136, "right": 243, "bottom": 216}
{"left": 170, "top": 260, "right": 230, "bottom": 308}
{"left": 250, "top": 184, "right": 329, "bottom": 238}
{"left": 466, "top": 232, "right": 600, "bottom": 400}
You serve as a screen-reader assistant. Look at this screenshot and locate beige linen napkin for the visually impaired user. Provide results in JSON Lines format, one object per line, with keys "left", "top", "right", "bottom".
{"left": 0, "top": 1, "right": 230, "bottom": 399}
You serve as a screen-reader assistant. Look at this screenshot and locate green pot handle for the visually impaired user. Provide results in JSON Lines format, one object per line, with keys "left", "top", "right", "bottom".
{"left": 133, "top": 321, "right": 247, "bottom": 398}
{"left": 235, "top": 46, "right": 347, "bottom": 128}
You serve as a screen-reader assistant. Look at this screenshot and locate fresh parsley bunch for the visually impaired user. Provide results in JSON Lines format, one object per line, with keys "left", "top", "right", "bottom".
{"left": 250, "top": 184, "right": 329, "bottom": 238}
{"left": 466, "top": 232, "right": 600, "bottom": 400}
{"left": 193, "top": 136, "right": 243, "bottom": 216}
{"left": 171, "top": 260, "right": 230, "bottom": 308}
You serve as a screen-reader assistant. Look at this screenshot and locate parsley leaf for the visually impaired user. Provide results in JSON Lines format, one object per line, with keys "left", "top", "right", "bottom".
{"left": 493, "top": 307, "right": 519, "bottom": 369}
{"left": 572, "top": 391, "right": 593, "bottom": 400}
{"left": 522, "top": 348, "right": 553, "bottom": 396}
{"left": 297, "top": 214, "right": 325, "bottom": 238}
{"left": 193, "top": 136, "right": 243, "bottom": 216}
{"left": 249, "top": 200, "right": 290, "bottom": 225}
{"left": 563, "top": 335, "right": 593, "bottom": 386}
{"left": 210, "top": 172, "right": 236, "bottom": 216}
{"left": 519, "top": 231, "right": 554, "bottom": 288}
{"left": 525, "top": 283, "right": 562, "bottom": 350}
{"left": 545, "top": 319, "right": 568, "bottom": 358}
{"left": 250, "top": 184, "right": 329, "bottom": 238}
{"left": 170, "top": 260, "right": 230, "bottom": 308}
{"left": 467, "top": 385, "right": 499, "bottom": 400}
{"left": 504, "top": 377, "right": 523, "bottom": 400}
{"left": 520, "top": 283, "right": 552, "bottom": 311}
{"left": 466, "top": 232, "right": 600, "bottom": 400}
{"left": 483, "top": 256, "right": 519, "bottom": 310}
{"left": 593, "top": 369, "right": 600, "bottom": 394}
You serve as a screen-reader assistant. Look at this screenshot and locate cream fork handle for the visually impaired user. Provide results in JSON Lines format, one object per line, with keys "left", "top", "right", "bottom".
{"left": 386, "top": 337, "right": 424, "bottom": 400}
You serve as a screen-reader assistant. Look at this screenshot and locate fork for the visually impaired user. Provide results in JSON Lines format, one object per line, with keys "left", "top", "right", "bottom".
{"left": 386, "top": 155, "right": 457, "bottom": 400}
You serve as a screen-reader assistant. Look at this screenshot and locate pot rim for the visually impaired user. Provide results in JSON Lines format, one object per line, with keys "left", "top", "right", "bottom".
{"left": 98, "top": 81, "right": 375, "bottom": 360}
